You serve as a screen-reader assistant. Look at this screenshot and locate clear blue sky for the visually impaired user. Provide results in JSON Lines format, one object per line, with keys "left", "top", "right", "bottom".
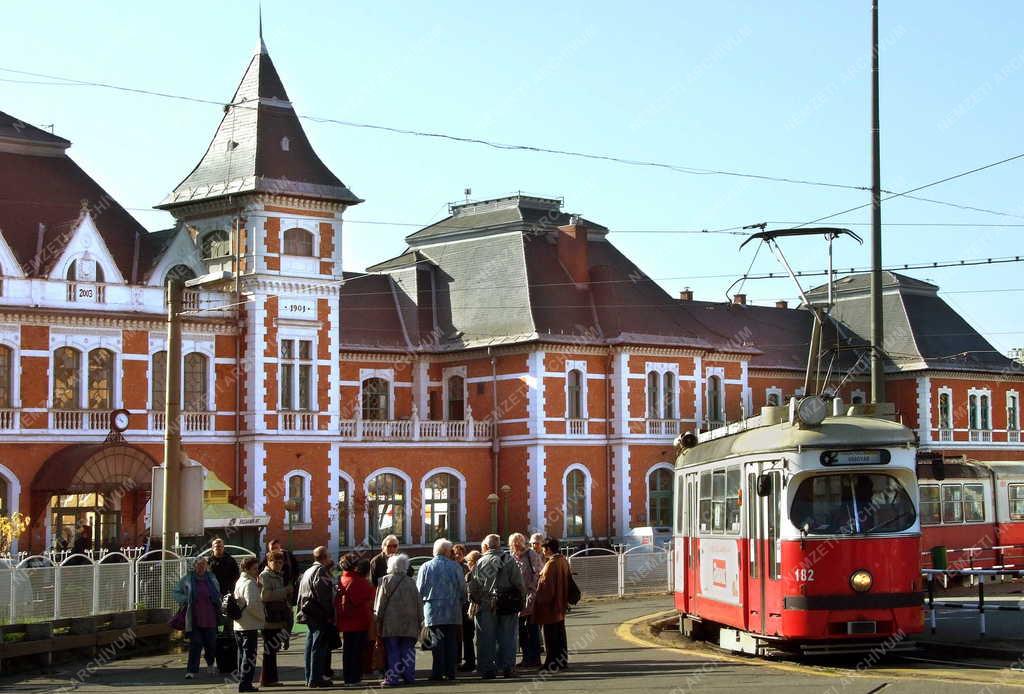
{"left": 2, "top": 1, "right": 1022, "bottom": 352}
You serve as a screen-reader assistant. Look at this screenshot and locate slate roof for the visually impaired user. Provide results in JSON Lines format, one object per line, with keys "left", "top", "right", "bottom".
{"left": 806, "top": 271, "right": 1015, "bottom": 373}
{"left": 339, "top": 272, "right": 412, "bottom": 351}
{"left": 0, "top": 111, "right": 168, "bottom": 282}
{"left": 159, "top": 43, "right": 361, "bottom": 209}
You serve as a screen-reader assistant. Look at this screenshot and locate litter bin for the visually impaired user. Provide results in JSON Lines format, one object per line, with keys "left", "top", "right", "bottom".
{"left": 930, "top": 545, "right": 948, "bottom": 571}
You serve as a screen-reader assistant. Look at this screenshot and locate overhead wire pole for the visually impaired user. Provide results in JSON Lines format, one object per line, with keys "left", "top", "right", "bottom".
{"left": 870, "top": 0, "right": 886, "bottom": 403}
{"left": 161, "top": 278, "right": 184, "bottom": 554}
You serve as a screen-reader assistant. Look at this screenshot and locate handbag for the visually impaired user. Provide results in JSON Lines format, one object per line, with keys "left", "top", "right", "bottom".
{"left": 168, "top": 604, "right": 187, "bottom": 631}
{"left": 568, "top": 573, "right": 582, "bottom": 606}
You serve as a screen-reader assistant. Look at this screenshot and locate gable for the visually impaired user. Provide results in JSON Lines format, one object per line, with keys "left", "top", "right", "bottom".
{"left": 49, "top": 211, "right": 126, "bottom": 285}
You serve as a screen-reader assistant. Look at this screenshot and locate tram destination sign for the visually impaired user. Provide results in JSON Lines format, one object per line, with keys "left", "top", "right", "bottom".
{"left": 819, "top": 449, "right": 891, "bottom": 466}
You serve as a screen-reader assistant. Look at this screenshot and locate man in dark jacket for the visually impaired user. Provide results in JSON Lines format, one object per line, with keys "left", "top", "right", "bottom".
{"left": 207, "top": 538, "right": 240, "bottom": 598}
{"left": 297, "top": 546, "right": 336, "bottom": 688}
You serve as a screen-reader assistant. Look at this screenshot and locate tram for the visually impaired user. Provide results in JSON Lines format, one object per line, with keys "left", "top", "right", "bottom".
{"left": 672, "top": 396, "right": 923, "bottom": 656}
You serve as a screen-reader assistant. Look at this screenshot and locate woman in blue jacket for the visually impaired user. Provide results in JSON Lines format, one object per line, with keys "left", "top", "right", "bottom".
{"left": 415, "top": 538, "right": 467, "bottom": 681}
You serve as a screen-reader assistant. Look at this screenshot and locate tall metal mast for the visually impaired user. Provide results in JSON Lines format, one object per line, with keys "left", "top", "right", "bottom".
{"left": 870, "top": 0, "right": 885, "bottom": 402}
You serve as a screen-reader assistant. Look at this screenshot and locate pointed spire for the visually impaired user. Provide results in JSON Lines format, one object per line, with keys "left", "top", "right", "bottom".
{"left": 257, "top": 0, "right": 267, "bottom": 55}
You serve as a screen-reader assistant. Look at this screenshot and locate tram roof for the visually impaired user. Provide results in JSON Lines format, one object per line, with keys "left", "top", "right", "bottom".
{"left": 677, "top": 415, "right": 916, "bottom": 468}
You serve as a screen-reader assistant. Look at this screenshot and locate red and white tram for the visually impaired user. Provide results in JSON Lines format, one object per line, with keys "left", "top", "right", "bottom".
{"left": 672, "top": 398, "right": 924, "bottom": 655}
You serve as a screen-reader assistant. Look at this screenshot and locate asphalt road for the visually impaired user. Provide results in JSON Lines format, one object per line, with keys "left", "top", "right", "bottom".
{"left": 3, "top": 597, "right": 1023, "bottom": 693}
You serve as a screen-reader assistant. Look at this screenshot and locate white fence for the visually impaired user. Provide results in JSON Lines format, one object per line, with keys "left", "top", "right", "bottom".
{"left": 0, "top": 545, "right": 255, "bottom": 625}
{"left": 567, "top": 546, "right": 673, "bottom": 598}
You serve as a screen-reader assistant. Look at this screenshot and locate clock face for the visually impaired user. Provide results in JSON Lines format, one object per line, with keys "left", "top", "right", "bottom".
{"left": 112, "top": 409, "right": 130, "bottom": 432}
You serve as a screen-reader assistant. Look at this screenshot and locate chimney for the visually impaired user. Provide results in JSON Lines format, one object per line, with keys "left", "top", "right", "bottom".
{"left": 775, "top": 300, "right": 788, "bottom": 309}
{"left": 556, "top": 215, "right": 589, "bottom": 286}
{"left": 679, "top": 288, "right": 693, "bottom": 301}
{"left": 732, "top": 293, "right": 747, "bottom": 305}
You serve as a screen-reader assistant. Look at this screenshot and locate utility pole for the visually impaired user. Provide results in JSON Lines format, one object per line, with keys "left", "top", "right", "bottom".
{"left": 162, "top": 278, "right": 184, "bottom": 552}
{"left": 870, "top": 0, "right": 886, "bottom": 403}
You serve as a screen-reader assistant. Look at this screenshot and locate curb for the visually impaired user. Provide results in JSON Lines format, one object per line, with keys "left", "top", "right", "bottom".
{"left": 916, "top": 639, "right": 1024, "bottom": 661}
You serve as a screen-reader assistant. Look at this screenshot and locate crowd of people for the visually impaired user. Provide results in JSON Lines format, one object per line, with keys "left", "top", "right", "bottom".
{"left": 173, "top": 532, "right": 574, "bottom": 691}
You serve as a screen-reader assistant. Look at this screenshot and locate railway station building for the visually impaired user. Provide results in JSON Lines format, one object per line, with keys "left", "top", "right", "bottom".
{"left": 0, "top": 40, "right": 1021, "bottom": 556}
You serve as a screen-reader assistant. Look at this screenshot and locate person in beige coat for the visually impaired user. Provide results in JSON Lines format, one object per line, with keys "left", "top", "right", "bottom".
{"left": 233, "top": 557, "right": 264, "bottom": 692}
{"left": 374, "top": 554, "right": 422, "bottom": 686}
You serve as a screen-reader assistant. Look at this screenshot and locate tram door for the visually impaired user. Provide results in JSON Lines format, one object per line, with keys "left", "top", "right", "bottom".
{"left": 745, "top": 464, "right": 782, "bottom": 635}
{"left": 685, "top": 472, "right": 699, "bottom": 606}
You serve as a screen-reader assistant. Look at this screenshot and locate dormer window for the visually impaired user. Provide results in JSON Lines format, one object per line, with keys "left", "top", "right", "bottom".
{"left": 201, "top": 230, "right": 231, "bottom": 261}
{"left": 66, "top": 258, "right": 105, "bottom": 302}
{"left": 283, "top": 228, "right": 314, "bottom": 257}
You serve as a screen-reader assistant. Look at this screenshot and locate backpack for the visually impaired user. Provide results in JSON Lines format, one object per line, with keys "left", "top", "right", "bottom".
{"left": 221, "top": 591, "right": 243, "bottom": 621}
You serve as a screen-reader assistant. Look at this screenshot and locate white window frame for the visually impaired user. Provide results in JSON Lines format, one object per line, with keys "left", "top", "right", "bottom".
{"left": 442, "top": 366, "right": 468, "bottom": 421}
{"left": 565, "top": 360, "right": 588, "bottom": 420}
{"left": 765, "top": 386, "right": 783, "bottom": 407}
{"left": 644, "top": 462, "right": 674, "bottom": 527}
{"left": 363, "top": 467, "right": 413, "bottom": 544}
{"left": 280, "top": 334, "right": 317, "bottom": 412}
{"left": 0, "top": 463, "right": 21, "bottom": 551}
{"left": 283, "top": 469, "right": 312, "bottom": 528}
{"left": 704, "top": 367, "right": 725, "bottom": 425}
{"left": 968, "top": 387, "right": 993, "bottom": 432}
{"left": 419, "top": 467, "right": 468, "bottom": 544}
{"left": 279, "top": 221, "right": 320, "bottom": 258}
{"left": 336, "top": 470, "right": 356, "bottom": 550}
{"left": 562, "top": 463, "right": 592, "bottom": 538}
{"left": 645, "top": 362, "right": 680, "bottom": 419}
{"left": 359, "top": 368, "right": 395, "bottom": 420}
{"left": 937, "top": 386, "right": 954, "bottom": 432}
{"left": 1006, "top": 389, "right": 1020, "bottom": 431}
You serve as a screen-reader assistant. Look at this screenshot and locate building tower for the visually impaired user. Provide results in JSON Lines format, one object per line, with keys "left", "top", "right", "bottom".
{"left": 158, "top": 37, "right": 361, "bottom": 549}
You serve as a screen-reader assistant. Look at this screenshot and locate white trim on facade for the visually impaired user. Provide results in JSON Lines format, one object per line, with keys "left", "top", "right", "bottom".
{"left": 562, "top": 463, "right": 592, "bottom": 539}
{"left": 418, "top": 466, "right": 468, "bottom": 544}
{"left": 363, "top": 466, "right": 414, "bottom": 545}
{"left": 283, "top": 469, "right": 313, "bottom": 526}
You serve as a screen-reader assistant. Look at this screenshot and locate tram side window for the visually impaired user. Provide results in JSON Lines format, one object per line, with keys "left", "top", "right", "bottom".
{"left": 699, "top": 466, "right": 741, "bottom": 535}
{"left": 925, "top": 483, "right": 985, "bottom": 525}
{"left": 675, "top": 474, "right": 685, "bottom": 533}
{"left": 920, "top": 485, "right": 941, "bottom": 525}
{"left": 1009, "top": 484, "right": 1024, "bottom": 521}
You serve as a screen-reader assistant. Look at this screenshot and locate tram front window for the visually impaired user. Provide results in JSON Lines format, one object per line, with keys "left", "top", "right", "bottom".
{"left": 790, "top": 473, "right": 915, "bottom": 535}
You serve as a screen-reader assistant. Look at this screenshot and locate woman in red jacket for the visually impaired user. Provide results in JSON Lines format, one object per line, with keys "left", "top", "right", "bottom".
{"left": 335, "top": 555, "right": 376, "bottom": 685}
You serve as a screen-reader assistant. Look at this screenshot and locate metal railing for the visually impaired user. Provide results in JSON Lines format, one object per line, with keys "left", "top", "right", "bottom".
{"left": 920, "top": 543, "right": 1024, "bottom": 573}
{"left": 0, "top": 545, "right": 255, "bottom": 626}
{"left": 923, "top": 567, "right": 1024, "bottom": 638}
{"left": 566, "top": 546, "right": 673, "bottom": 598}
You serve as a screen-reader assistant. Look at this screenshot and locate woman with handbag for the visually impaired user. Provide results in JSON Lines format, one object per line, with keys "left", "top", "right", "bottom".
{"left": 171, "top": 556, "right": 221, "bottom": 679}
{"left": 259, "top": 551, "right": 293, "bottom": 687}
{"left": 374, "top": 553, "right": 422, "bottom": 687}
{"left": 335, "top": 555, "right": 375, "bottom": 685}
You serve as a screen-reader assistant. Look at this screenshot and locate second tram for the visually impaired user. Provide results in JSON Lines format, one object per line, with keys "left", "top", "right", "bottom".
{"left": 672, "top": 397, "right": 923, "bottom": 655}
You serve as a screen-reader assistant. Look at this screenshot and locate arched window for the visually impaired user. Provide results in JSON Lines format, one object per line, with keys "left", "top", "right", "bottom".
{"left": 338, "top": 476, "right": 350, "bottom": 548}
{"left": 939, "top": 393, "right": 952, "bottom": 429}
{"left": 283, "top": 228, "right": 314, "bottom": 257}
{"left": 565, "top": 468, "right": 588, "bottom": 538}
{"left": 166, "top": 264, "right": 196, "bottom": 284}
{"left": 1008, "top": 394, "right": 1020, "bottom": 432}
{"left": 66, "top": 259, "right": 104, "bottom": 283}
{"left": 648, "top": 467, "right": 674, "bottom": 527}
{"left": 646, "top": 372, "right": 660, "bottom": 418}
{"left": 184, "top": 353, "right": 208, "bottom": 411}
{"left": 851, "top": 395, "right": 864, "bottom": 405}
{"left": 286, "top": 472, "right": 310, "bottom": 525}
{"left": 0, "top": 345, "right": 11, "bottom": 409}
{"left": 88, "top": 348, "right": 114, "bottom": 410}
{"left": 424, "top": 473, "right": 460, "bottom": 541}
{"left": 367, "top": 473, "right": 405, "bottom": 545}
{"left": 53, "top": 347, "right": 81, "bottom": 409}
{"left": 969, "top": 394, "right": 979, "bottom": 430}
{"left": 446, "top": 375, "right": 465, "bottom": 420}
{"left": 663, "top": 372, "right": 677, "bottom": 419}
{"left": 707, "top": 375, "right": 723, "bottom": 425}
{"left": 0, "top": 476, "right": 7, "bottom": 517}
{"left": 361, "top": 378, "right": 390, "bottom": 420}
{"left": 566, "top": 369, "right": 583, "bottom": 420}
{"left": 151, "top": 351, "right": 167, "bottom": 409}
{"left": 980, "top": 394, "right": 991, "bottom": 430}
{"left": 201, "top": 230, "right": 231, "bottom": 260}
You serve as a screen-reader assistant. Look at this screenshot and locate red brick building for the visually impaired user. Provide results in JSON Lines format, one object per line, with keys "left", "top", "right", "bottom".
{"left": 1, "top": 41, "right": 1020, "bottom": 555}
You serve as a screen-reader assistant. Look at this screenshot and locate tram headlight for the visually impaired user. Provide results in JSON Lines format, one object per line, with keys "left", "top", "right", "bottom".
{"left": 850, "top": 569, "right": 873, "bottom": 593}
{"left": 796, "top": 396, "right": 829, "bottom": 426}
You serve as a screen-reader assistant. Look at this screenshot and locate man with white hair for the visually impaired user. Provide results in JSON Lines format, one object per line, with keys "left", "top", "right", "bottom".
{"left": 416, "top": 538, "right": 467, "bottom": 681}
{"left": 370, "top": 534, "right": 401, "bottom": 587}
{"left": 469, "top": 534, "right": 526, "bottom": 679}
